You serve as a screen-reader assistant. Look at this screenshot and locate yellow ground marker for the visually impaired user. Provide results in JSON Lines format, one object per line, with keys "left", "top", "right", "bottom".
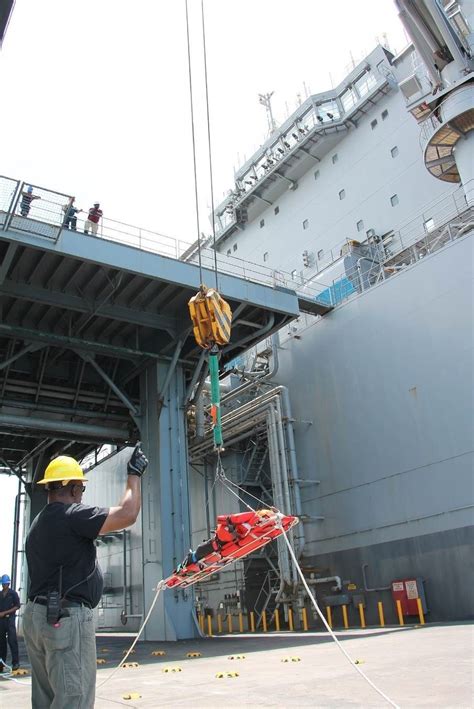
{"left": 122, "top": 693, "right": 142, "bottom": 701}
{"left": 186, "top": 652, "right": 202, "bottom": 658}
{"left": 274, "top": 608, "right": 280, "bottom": 631}
{"left": 122, "top": 662, "right": 139, "bottom": 669}
{"left": 96, "top": 659, "right": 107, "bottom": 665}
{"left": 151, "top": 650, "right": 166, "bottom": 656}
{"left": 378, "top": 601, "right": 385, "bottom": 627}
{"left": 216, "top": 672, "right": 239, "bottom": 678}
{"left": 358, "top": 603, "right": 366, "bottom": 628}
{"left": 416, "top": 597, "right": 425, "bottom": 625}
{"left": 162, "top": 667, "right": 182, "bottom": 673}
{"left": 228, "top": 655, "right": 246, "bottom": 660}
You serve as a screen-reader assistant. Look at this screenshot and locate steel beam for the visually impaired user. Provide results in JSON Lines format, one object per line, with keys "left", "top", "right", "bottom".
{"left": 0, "top": 413, "right": 128, "bottom": 441}
{"left": 0, "top": 281, "right": 177, "bottom": 333}
{"left": 0, "top": 243, "right": 18, "bottom": 284}
{"left": 0, "top": 342, "right": 44, "bottom": 371}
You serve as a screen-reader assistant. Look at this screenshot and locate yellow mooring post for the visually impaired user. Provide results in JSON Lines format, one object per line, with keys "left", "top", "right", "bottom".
{"left": 396, "top": 600, "right": 405, "bottom": 626}
{"left": 378, "top": 601, "right": 385, "bottom": 627}
{"left": 262, "top": 611, "right": 268, "bottom": 633}
{"left": 416, "top": 597, "right": 425, "bottom": 625}
{"left": 358, "top": 603, "right": 366, "bottom": 629}
{"left": 198, "top": 614, "right": 204, "bottom": 632}
{"left": 250, "top": 611, "right": 255, "bottom": 632}
{"left": 326, "top": 606, "right": 332, "bottom": 629}
{"left": 207, "top": 615, "right": 213, "bottom": 637}
{"left": 302, "top": 608, "right": 308, "bottom": 631}
{"left": 217, "top": 614, "right": 223, "bottom": 634}
{"left": 238, "top": 612, "right": 244, "bottom": 633}
{"left": 227, "top": 613, "right": 233, "bottom": 633}
{"left": 274, "top": 608, "right": 280, "bottom": 631}
{"left": 288, "top": 608, "right": 294, "bottom": 631}
{"left": 342, "top": 604, "right": 349, "bottom": 629}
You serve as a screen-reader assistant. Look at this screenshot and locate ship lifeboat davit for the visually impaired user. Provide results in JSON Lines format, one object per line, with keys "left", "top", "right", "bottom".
{"left": 164, "top": 509, "right": 299, "bottom": 589}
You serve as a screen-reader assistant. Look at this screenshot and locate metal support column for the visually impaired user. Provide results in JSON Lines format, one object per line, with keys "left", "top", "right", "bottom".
{"left": 140, "top": 360, "right": 195, "bottom": 640}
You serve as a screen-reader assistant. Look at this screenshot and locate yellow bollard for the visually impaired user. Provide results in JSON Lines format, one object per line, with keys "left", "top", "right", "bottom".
{"left": 377, "top": 601, "right": 385, "bottom": 627}
{"left": 288, "top": 608, "right": 294, "bottom": 631}
{"left": 238, "top": 612, "right": 244, "bottom": 633}
{"left": 207, "top": 614, "right": 213, "bottom": 637}
{"left": 416, "top": 597, "right": 425, "bottom": 625}
{"left": 358, "top": 603, "right": 366, "bottom": 629}
{"left": 198, "top": 613, "right": 204, "bottom": 632}
{"left": 217, "top": 614, "right": 223, "bottom": 634}
{"left": 250, "top": 611, "right": 255, "bottom": 632}
{"left": 302, "top": 607, "right": 308, "bottom": 631}
{"left": 262, "top": 611, "right": 268, "bottom": 633}
{"left": 274, "top": 608, "right": 280, "bottom": 631}
{"left": 227, "top": 613, "right": 233, "bottom": 633}
{"left": 342, "top": 604, "right": 349, "bottom": 629}
{"left": 326, "top": 606, "right": 332, "bottom": 629}
{"left": 396, "top": 599, "right": 404, "bottom": 626}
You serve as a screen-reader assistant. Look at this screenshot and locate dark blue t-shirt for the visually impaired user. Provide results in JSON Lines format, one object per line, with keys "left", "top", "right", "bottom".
{"left": 0, "top": 589, "right": 20, "bottom": 617}
{"left": 26, "top": 502, "right": 109, "bottom": 608}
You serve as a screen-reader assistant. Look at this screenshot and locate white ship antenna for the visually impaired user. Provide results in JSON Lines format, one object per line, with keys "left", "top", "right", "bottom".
{"left": 259, "top": 91, "right": 278, "bottom": 135}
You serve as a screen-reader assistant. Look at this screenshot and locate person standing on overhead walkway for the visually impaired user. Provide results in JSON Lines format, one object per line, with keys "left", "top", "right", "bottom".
{"left": 0, "top": 574, "right": 20, "bottom": 672}
{"left": 62, "top": 198, "right": 82, "bottom": 230}
{"left": 83, "top": 202, "right": 103, "bottom": 235}
{"left": 23, "top": 443, "right": 148, "bottom": 709}
{"left": 19, "top": 185, "right": 40, "bottom": 217}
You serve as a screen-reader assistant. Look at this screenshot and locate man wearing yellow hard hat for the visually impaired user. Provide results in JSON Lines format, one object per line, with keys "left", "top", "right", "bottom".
{"left": 22, "top": 443, "right": 148, "bottom": 709}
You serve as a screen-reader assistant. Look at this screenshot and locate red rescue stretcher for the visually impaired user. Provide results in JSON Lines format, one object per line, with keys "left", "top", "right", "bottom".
{"left": 163, "top": 509, "right": 298, "bottom": 589}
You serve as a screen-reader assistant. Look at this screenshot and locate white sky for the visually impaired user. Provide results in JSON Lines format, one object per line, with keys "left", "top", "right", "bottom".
{"left": 0, "top": 0, "right": 408, "bottom": 579}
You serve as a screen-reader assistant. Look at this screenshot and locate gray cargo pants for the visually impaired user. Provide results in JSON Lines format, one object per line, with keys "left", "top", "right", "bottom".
{"left": 23, "top": 600, "right": 96, "bottom": 709}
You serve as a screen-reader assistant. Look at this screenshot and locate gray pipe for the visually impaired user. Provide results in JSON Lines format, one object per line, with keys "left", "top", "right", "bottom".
{"left": 0, "top": 414, "right": 127, "bottom": 440}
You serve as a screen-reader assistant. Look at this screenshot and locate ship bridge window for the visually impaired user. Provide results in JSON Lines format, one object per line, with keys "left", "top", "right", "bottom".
{"left": 424, "top": 217, "right": 435, "bottom": 233}
{"left": 354, "top": 70, "right": 377, "bottom": 98}
{"left": 357, "top": 219, "right": 364, "bottom": 232}
{"left": 226, "top": 249, "right": 231, "bottom": 256}
{"left": 391, "top": 145, "right": 399, "bottom": 158}
{"left": 341, "top": 87, "right": 358, "bottom": 111}
{"left": 339, "top": 189, "right": 346, "bottom": 200}
{"left": 371, "top": 118, "right": 378, "bottom": 129}
{"left": 274, "top": 206, "right": 280, "bottom": 215}
{"left": 390, "top": 194, "right": 399, "bottom": 207}
{"left": 381, "top": 109, "right": 389, "bottom": 120}
{"left": 233, "top": 243, "right": 238, "bottom": 251}
{"left": 320, "top": 100, "right": 340, "bottom": 121}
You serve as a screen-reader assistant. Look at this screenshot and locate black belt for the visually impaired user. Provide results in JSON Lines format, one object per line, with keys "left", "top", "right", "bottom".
{"left": 29, "top": 597, "right": 92, "bottom": 610}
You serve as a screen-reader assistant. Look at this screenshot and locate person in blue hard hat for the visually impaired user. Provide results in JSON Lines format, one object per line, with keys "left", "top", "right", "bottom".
{"left": 0, "top": 573, "right": 20, "bottom": 672}
{"left": 19, "top": 185, "right": 41, "bottom": 217}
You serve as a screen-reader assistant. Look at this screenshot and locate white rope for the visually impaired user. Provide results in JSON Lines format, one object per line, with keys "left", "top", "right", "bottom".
{"left": 279, "top": 525, "right": 400, "bottom": 709}
{"left": 96, "top": 580, "right": 166, "bottom": 690}
{"left": 0, "top": 657, "right": 30, "bottom": 685}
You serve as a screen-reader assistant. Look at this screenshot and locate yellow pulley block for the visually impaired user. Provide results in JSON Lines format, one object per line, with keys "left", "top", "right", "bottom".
{"left": 188, "top": 285, "right": 232, "bottom": 349}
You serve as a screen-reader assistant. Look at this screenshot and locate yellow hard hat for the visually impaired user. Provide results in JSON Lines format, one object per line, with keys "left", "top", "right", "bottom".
{"left": 37, "top": 456, "right": 87, "bottom": 485}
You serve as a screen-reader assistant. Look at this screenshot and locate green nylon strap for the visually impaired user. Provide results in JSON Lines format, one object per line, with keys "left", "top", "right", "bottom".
{"left": 209, "top": 349, "right": 223, "bottom": 449}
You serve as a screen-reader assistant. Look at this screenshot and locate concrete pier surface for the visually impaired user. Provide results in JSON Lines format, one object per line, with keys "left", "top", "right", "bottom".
{"left": 1, "top": 623, "right": 472, "bottom": 707}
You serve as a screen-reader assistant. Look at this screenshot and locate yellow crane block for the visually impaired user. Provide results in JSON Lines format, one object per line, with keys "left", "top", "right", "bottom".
{"left": 188, "top": 286, "right": 232, "bottom": 349}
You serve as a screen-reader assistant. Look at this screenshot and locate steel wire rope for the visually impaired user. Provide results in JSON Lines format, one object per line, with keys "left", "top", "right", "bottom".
{"left": 200, "top": 0, "right": 218, "bottom": 290}
{"left": 185, "top": 0, "right": 204, "bottom": 285}
{"left": 278, "top": 525, "right": 400, "bottom": 709}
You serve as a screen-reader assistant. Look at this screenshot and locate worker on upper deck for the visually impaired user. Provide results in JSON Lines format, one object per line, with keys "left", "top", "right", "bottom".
{"left": 0, "top": 574, "right": 20, "bottom": 673}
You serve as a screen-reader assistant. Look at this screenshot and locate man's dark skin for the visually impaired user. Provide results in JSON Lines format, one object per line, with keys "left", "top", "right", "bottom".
{"left": 47, "top": 475, "right": 142, "bottom": 535}
{"left": 0, "top": 583, "right": 20, "bottom": 619}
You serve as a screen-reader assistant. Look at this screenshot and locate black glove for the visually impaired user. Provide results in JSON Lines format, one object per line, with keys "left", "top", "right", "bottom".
{"left": 127, "top": 443, "right": 148, "bottom": 477}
